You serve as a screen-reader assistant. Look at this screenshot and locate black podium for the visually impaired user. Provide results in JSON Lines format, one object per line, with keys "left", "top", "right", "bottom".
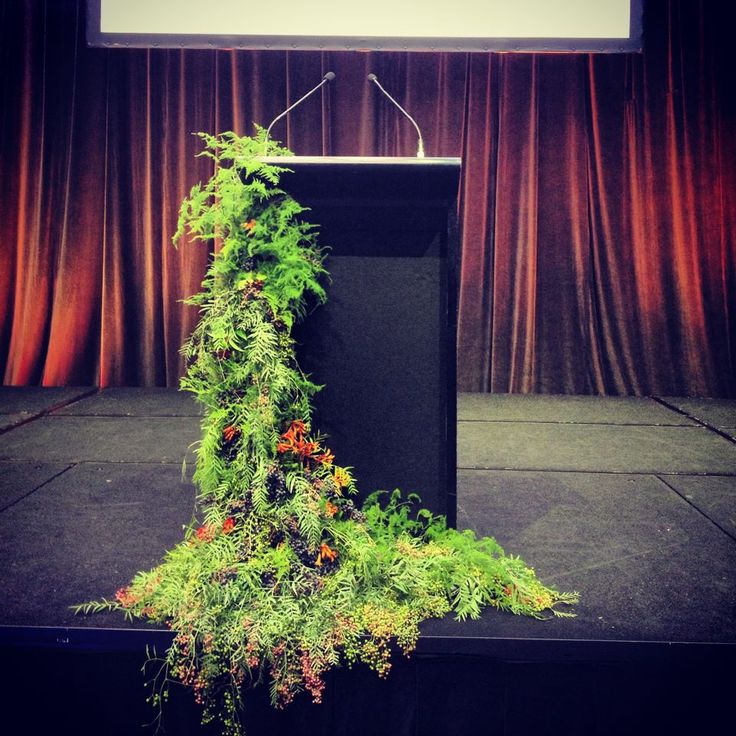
{"left": 268, "top": 156, "right": 461, "bottom": 524}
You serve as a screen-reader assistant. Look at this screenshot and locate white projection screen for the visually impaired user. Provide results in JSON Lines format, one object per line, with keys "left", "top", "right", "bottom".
{"left": 87, "top": 0, "right": 643, "bottom": 52}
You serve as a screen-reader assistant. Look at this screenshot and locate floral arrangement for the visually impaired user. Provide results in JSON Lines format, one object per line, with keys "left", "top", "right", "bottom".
{"left": 75, "top": 128, "right": 577, "bottom": 735}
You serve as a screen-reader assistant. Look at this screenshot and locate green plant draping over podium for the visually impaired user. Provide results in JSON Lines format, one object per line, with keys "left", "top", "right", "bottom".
{"left": 76, "top": 130, "right": 576, "bottom": 735}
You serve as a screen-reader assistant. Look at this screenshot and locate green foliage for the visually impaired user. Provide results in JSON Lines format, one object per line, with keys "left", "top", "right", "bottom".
{"left": 74, "top": 127, "right": 577, "bottom": 736}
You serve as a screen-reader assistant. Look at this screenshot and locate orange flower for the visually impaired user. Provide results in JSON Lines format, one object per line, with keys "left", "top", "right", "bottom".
{"left": 277, "top": 421, "right": 319, "bottom": 461}
{"left": 242, "top": 219, "right": 257, "bottom": 235}
{"left": 324, "top": 501, "right": 338, "bottom": 518}
{"left": 314, "top": 449, "right": 335, "bottom": 466}
{"left": 277, "top": 424, "right": 300, "bottom": 453}
{"left": 289, "top": 419, "right": 308, "bottom": 435}
{"left": 315, "top": 542, "right": 338, "bottom": 567}
{"left": 294, "top": 439, "right": 318, "bottom": 459}
{"left": 223, "top": 425, "right": 239, "bottom": 443}
{"left": 222, "top": 517, "right": 236, "bottom": 535}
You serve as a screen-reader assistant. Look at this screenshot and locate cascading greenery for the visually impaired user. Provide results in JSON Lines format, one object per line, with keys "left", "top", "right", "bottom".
{"left": 75, "top": 128, "right": 577, "bottom": 736}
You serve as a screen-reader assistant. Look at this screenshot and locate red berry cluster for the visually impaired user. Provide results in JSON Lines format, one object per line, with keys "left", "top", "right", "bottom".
{"left": 222, "top": 517, "right": 236, "bottom": 535}
{"left": 230, "top": 664, "right": 246, "bottom": 687}
{"left": 193, "top": 673, "right": 208, "bottom": 705}
{"left": 114, "top": 586, "right": 140, "bottom": 608}
{"left": 244, "top": 641, "right": 259, "bottom": 669}
{"left": 300, "top": 650, "right": 326, "bottom": 703}
{"left": 196, "top": 524, "right": 215, "bottom": 542}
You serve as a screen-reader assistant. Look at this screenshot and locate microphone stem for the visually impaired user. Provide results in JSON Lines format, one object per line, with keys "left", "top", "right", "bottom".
{"left": 371, "top": 78, "right": 425, "bottom": 158}
{"left": 264, "top": 78, "right": 329, "bottom": 155}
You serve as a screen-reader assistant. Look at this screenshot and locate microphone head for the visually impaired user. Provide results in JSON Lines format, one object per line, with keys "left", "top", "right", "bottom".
{"left": 324, "top": 71, "right": 336, "bottom": 81}
{"left": 367, "top": 73, "right": 378, "bottom": 82}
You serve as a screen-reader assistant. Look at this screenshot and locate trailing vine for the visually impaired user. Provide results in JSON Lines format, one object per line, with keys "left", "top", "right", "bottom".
{"left": 74, "top": 127, "right": 577, "bottom": 735}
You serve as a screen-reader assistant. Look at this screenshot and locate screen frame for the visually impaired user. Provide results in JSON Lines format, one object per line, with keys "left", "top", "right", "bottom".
{"left": 86, "top": 0, "right": 644, "bottom": 53}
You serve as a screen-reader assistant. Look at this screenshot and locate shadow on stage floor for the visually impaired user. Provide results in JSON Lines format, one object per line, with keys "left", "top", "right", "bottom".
{"left": 1, "top": 388, "right": 734, "bottom": 735}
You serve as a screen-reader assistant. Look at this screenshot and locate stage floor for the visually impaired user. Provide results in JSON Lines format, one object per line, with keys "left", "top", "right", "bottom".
{"left": 1, "top": 388, "right": 735, "bottom": 658}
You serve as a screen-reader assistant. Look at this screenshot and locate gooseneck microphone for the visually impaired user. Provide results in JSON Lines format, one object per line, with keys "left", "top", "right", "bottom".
{"left": 264, "top": 71, "right": 336, "bottom": 154}
{"left": 367, "top": 73, "right": 425, "bottom": 158}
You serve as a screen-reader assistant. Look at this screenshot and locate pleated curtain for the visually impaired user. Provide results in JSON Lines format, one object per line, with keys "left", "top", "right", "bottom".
{"left": 1, "top": 0, "right": 734, "bottom": 395}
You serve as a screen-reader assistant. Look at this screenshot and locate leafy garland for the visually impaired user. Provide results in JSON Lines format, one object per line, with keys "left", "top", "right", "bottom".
{"left": 75, "top": 128, "right": 577, "bottom": 736}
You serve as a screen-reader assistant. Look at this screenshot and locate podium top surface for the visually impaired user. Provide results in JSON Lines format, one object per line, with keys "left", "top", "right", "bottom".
{"left": 256, "top": 156, "right": 461, "bottom": 204}
{"left": 259, "top": 156, "right": 461, "bottom": 167}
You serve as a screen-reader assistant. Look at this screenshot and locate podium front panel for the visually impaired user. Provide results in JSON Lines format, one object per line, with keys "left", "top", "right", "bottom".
{"left": 278, "top": 157, "right": 460, "bottom": 522}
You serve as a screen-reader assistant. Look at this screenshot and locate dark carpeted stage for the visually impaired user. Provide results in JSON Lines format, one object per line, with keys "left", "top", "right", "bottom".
{"left": 1, "top": 387, "right": 735, "bottom": 734}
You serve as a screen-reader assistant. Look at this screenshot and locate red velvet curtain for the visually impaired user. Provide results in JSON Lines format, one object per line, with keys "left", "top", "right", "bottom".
{"left": 1, "top": 1, "right": 734, "bottom": 395}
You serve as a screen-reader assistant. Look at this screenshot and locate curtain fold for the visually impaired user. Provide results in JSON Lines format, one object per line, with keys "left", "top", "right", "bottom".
{"left": 1, "top": 0, "right": 734, "bottom": 395}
